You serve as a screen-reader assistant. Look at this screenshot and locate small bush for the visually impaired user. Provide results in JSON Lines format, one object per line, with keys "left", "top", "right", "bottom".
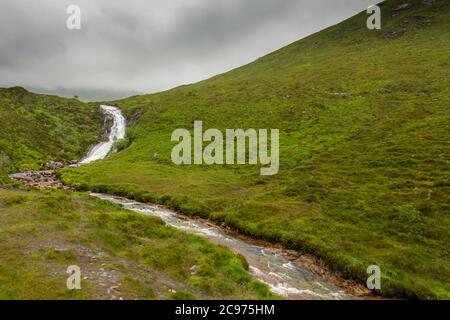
{"left": 3, "top": 195, "right": 28, "bottom": 206}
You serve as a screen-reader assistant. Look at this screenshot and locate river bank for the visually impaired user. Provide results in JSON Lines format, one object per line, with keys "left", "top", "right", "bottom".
{"left": 0, "top": 187, "right": 275, "bottom": 300}
{"left": 9, "top": 167, "right": 374, "bottom": 300}
{"left": 91, "top": 192, "right": 374, "bottom": 300}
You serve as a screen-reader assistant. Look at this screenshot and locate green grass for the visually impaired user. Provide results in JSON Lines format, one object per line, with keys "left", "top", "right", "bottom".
{"left": 0, "top": 87, "right": 101, "bottom": 181}
{"left": 0, "top": 188, "right": 275, "bottom": 300}
{"left": 61, "top": 0, "right": 450, "bottom": 299}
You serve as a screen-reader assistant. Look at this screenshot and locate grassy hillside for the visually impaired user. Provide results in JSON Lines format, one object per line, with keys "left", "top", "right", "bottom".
{"left": 0, "top": 87, "right": 275, "bottom": 300}
{"left": 0, "top": 87, "right": 101, "bottom": 182}
{"left": 0, "top": 188, "right": 274, "bottom": 299}
{"left": 61, "top": 0, "right": 450, "bottom": 299}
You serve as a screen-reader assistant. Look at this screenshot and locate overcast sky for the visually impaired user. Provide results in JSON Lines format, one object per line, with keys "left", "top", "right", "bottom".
{"left": 0, "top": 0, "right": 375, "bottom": 101}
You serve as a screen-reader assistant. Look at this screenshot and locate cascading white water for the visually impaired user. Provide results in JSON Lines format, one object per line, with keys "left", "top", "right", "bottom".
{"left": 80, "top": 105, "right": 126, "bottom": 164}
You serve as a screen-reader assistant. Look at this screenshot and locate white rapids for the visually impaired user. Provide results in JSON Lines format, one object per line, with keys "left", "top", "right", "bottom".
{"left": 80, "top": 105, "right": 126, "bottom": 164}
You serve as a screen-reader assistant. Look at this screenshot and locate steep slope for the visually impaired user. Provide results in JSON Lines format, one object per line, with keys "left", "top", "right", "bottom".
{"left": 61, "top": 0, "right": 450, "bottom": 298}
{"left": 0, "top": 87, "right": 101, "bottom": 182}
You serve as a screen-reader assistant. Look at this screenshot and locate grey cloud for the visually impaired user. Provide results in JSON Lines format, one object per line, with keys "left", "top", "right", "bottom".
{"left": 0, "top": 0, "right": 375, "bottom": 101}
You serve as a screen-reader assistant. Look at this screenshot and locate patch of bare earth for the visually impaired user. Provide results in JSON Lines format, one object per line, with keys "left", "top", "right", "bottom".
{"left": 23, "top": 237, "right": 200, "bottom": 300}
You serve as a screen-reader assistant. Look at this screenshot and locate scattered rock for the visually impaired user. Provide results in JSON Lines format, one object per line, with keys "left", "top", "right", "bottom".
{"left": 392, "top": 3, "right": 412, "bottom": 12}
{"left": 422, "top": 0, "right": 435, "bottom": 5}
{"left": 332, "top": 92, "right": 350, "bottom": 98}
{"left": 383, "top": 29, "right": 404, "bottom": 39}
{"left": 8, "top": 170, "right": 66, "bottom": 189}
{"left": 190, "top": 265, "right": 199, "bottom": 275}
{"left": 44, "top": 161, "right": 65, "bottom": 170}
{"left": 152, "top": 153, "right": 159, "bottom": 161}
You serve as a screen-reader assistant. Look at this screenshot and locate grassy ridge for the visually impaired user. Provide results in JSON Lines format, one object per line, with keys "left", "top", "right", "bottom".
{"left": 0, "top": 87, "right": 101, "bottom": 181}
{"left": 0, "top": 188, "right": 274, "bottom": 299}
{"left": 61, "top": 0, "right": 450, "bottom": 299}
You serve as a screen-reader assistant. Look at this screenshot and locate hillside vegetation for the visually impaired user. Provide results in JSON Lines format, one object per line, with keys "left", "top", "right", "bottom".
{"left": 61, "top": 0, "right": 450, "bottom": 299}
{"left": 0, "top": 90, "right": 274, "bottom": 300}
{"left": 0, "top": 87, "right": 101, "bottom": 182}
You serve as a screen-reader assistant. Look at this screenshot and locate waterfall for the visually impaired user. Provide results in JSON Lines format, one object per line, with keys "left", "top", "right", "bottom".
{"left": 80, "top": 105, "right": 125, "bottom": 164}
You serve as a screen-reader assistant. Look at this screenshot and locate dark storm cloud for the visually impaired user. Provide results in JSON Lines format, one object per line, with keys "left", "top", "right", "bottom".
{"left": 0, "top": 0, "right": 375, "bottom": 101}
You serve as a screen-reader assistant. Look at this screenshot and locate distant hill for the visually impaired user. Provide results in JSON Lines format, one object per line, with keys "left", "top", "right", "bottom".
{"left": 0, "top": 87, "right": 100, "bottom": 180}
{"left": 61, "top": 0, "right": 450, "bottom": 298}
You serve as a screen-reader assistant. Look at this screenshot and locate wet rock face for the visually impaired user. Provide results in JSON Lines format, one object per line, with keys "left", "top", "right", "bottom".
{"left": 101, "top": 111, "right": 115, "bottom": 142}
{"left": 9, "top": 170, "right": 66, "bottom": 190}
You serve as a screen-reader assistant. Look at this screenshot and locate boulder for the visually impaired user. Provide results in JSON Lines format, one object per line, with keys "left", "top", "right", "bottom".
{"left": 392, "top": 3, "right": 412, "bottom": 12}
{"left": 422, "top": 0, "right": 435, "bottom": 5}
{"left": 44, "top": 161, "right": 65, "bottom": 170}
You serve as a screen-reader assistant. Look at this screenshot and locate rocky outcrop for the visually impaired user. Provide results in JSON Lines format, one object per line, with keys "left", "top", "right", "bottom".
{"left": 422, "top": 0, "right": 435, "bottom": 5}
{"left": 392, "top": 3, "right": 412, "bottom": 12}
{"left": 8, "top": 160, "right": 71, "bottom": 189}
{"left": 101, "top": 110, "right": 115, "bottom": 141}
{"left": 9, "top": 170, "right": 65, "bottom": 189}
